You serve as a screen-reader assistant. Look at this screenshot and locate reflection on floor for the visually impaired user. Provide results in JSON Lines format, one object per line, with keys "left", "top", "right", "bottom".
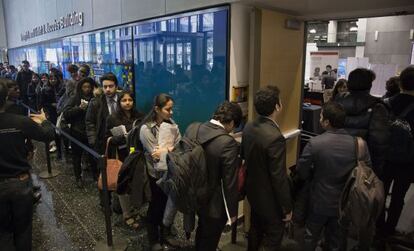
{"left": 29, "top": 143, "right": 247, "bottom": 251}
{"left": 23, "top": 142, "right": 414, "bottom": 250}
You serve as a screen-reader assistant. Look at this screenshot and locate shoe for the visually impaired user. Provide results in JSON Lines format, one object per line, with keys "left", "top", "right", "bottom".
{"left": 161, "top": 225, "right": 180, "bottom": 248}
{"left": 33, "top": 185, "right": 41, "bottom": 192}
{"left": 33, "top": 191, "right": 42, "bottom": 204}
{"left": 49, "top": 145, "right": 57, "bottom": 153}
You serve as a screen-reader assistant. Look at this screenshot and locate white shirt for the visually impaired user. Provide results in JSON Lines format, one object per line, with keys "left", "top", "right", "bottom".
{"left": 106, "top": 95, "right": 118, "bottom": 115}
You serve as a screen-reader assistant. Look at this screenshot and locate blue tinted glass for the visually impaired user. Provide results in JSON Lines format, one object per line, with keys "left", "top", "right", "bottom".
{"left": 134, "top": 7, "right": 228, "bottom": 131}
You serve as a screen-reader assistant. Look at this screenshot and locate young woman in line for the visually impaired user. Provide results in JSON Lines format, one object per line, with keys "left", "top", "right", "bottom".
{"left": 63, "top": 77, "right": 98, "bottom": 187}
{"left": 106, "top": 90, "right": 144, "bottom": 230}
{"left": 139, "top": 93, "right": 181, "bottom": 250}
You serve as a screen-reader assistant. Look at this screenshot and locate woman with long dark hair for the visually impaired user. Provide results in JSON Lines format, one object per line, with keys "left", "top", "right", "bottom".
{"left": 106, "top": 90, "right": 144, "bottom": 230}
{"left": 63, "top": 77, "right": 98, "bottom": 187}
{"left": 139, "top": 93, "right": 181, "bottom": 250}
{"left": 331, "top": 79, "right": 348, "bottom": 101}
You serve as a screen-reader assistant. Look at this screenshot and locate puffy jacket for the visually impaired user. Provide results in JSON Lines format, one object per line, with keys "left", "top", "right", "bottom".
{"left": 335, "top": 91, "right": 390, "bottom": 176}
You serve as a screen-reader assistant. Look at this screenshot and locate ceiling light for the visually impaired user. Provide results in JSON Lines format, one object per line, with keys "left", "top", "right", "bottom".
{"left": 349, "top": 26, "right": 358, "bottom": 32}
{"left": 309, "top": 28, "right": 316, "bottom": 34}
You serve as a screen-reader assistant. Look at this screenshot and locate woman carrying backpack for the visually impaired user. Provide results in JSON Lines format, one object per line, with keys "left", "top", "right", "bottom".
{"left": 139, "top": 93, "right": 181, "bottom": 250}
{"left": 105, "top": 90, "right": 144, "bottom": 230}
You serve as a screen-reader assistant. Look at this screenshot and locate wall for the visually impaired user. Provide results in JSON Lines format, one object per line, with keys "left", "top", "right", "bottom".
{"left": 0, "top": 0, "right": 7, "bottom": 49}
{"left": 250, "top": 8, "right": 304, "bottom": 167}
{"left": 3, "top": 0, "right": 237, "bottom": 49}
{"left": 364, "top": 15, "right": 414, "bottom": 72}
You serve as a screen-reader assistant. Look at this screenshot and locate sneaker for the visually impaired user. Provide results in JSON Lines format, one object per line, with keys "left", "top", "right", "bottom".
{"left": 49, "top": 145, "right": 57, "bottom": 153}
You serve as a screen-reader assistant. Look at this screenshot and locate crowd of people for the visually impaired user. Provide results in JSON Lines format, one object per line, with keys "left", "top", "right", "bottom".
{"left": 0, "top": 59, "right": 413, "bottom": 251}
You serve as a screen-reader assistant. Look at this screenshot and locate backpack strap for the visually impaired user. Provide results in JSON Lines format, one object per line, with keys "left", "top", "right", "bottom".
{"left": 355, "top": 137, "right": 366, "bottom": 162}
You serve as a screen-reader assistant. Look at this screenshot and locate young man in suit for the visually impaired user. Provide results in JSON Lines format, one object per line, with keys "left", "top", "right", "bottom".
{"left": 242, "top": 86, "right": 293, "bottom": 250}
{"left": 297, "top": 102, "right": 371, "bottom": 250}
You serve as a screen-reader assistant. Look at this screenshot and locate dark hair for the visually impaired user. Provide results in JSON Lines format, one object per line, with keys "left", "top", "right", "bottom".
{"left": 100, "top": 72, "right": 118, "bottom": 86}
{"left": 32, "top": 72, "right": 40, "bottom": 80}
{"left": 212, "top": 101, "right": 243, "bottom": 127}
{"left": 49, "top": 68, "right": 63, "bottom": 86}
{"left": 40, "top": 73, "right": 49, "bottom": 79}
{"left": 0, "top": 80, "right": 8, "bottom": 108}
{"left": 321, "top": 102, "right": 346, "bottom": 128}
{"left": 400, "top": 66, "right": 414, "bottom": 91}
{"left": 22, "top": 60, "right": 29, "bottom": 65}
{"left": 79, "top": 64, "right": 90, "bottom": 76}
{"left": 115, "top": 91, "right": 141, "bottom": 124}
{"left": 347, "top": 68, "right": 376, "bottom": 91}
{"left": 254, "top": 86, "right": 281, "bottom": 116}
{"left": 67, "top": 64, "right": 79, "bottom": 74}
{"left": 385, "top": 76, "right": 400, "bottom": 94}
{"left": 326, "top": 65, "right": 332, "bottom": 69}
{"left": 76, "top": 77, "right": 96, "bottom": 97}
{"left": 332, "top": 79, "right": 347, "bottom": 100}
{"left": 142, "top": 93, "right": 174, "bottom": 124}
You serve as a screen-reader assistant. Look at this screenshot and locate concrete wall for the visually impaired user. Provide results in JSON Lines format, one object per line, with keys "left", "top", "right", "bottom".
{"left": 364, "top": 15, "right": 414, "bottom": 72}
{"left": 3, "top": 0, "right": 237, "bottom": 49}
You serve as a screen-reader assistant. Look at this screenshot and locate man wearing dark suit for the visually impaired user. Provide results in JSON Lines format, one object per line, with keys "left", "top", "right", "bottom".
{"left": 193, "top": 101, "right": 243, "bottom": 251}
{"left": 242, "top": 86, "right": 293, "bottom": 250}
{"left": 297, "top": 102, "right": 371, "bottom": 251}
{"left": 85, "top": 72, "right": 120, "bottom": 155}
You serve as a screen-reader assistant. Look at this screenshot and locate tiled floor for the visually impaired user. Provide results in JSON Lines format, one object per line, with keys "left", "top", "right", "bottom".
{"left": 8, "top": 142, "right": 414, "bottom": 250}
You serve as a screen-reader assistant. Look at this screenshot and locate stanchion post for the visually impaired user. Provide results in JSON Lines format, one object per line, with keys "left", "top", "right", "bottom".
{"left": 100, "top": 155, "right": 113, "bottom": 247}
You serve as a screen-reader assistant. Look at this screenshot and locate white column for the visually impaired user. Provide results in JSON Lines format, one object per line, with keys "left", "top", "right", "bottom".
{"left": 356, "top": 18, "right": 367, "bottom": 57}
{"left": 327, "top": 20, "right": 337, "bottom": 43}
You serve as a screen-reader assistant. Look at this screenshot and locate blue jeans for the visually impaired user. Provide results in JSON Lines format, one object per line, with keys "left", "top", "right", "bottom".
{"left": 304, "top": 212, "right": 347, "bottom": 251}
{"left": 0, "top": 178, "right": 33, "bottom": 251}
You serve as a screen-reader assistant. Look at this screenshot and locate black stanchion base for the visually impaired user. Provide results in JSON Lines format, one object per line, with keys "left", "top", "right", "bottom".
{"left": 95, "top": 238, "right": 128, "bottom": 251}
{"left": 38, "top": 170, "right": 61, "bottom": 179}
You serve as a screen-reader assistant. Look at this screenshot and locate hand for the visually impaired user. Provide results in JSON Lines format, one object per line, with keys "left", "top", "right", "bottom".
{"left": 151, "top": 146, "right": 162, "bottom": 161}
{"left": 282, "top": 211, "right": 293, "bottom": 222}
{"left": 30, "top": 109, "right": 47, "bottom": 124}
{"left": 79, "top": 102, "right": 88, "bottom": 109}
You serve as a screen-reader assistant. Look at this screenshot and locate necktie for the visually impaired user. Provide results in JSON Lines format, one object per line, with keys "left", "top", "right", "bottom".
{"left": 110, "top": 98, "right": 116, "bottom": 114}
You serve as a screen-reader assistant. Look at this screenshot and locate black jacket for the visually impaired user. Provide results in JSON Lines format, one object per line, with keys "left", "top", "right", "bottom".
{"left": 388, "top": 93, "right": 414, "bottom": 130}
{"left": 106, "top": 112, "right": 144, "bottom": 161}
{"left": 85, "top": 93, "right": 119, "bottom": 154}
{"left": 242, "top": 116, "right": 292, "bottom": 220}
{"left": 16, "top": 70, "right": 33, "bottom": 102}
{"left": 335, "top": 91, "right": 390, "bottom": 176}
{"left": 194, "top": 121, "right": 240, "bottom": 219}
{"left": 62, "top": 94, "right": 92, "bottom": 138}
{"left": 297, "top": 129, "right": 371, "bottom": 216}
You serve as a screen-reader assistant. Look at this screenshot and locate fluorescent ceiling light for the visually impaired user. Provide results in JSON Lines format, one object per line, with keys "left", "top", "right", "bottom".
{"left": 349, "top": 26, "right": 358, "bottom": 32}
{"left": 309, "top": 28, "right": 316, "bottom": 34}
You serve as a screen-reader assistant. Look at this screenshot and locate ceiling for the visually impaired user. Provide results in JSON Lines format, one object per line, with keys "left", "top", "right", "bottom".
{"left": 240, "top": 0, "right": 414, "bottom": 20}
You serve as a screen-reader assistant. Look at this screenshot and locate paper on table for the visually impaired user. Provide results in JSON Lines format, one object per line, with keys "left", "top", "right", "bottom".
{"left": 156, "top": 122, "right": 180, "bottom": 171}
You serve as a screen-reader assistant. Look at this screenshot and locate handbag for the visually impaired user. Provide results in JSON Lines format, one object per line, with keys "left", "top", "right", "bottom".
{"left": 237, "top": 162, "right": 246, "bottom": 198}
{"left": 98, "top": 137, "right": 123, "bottom": 191}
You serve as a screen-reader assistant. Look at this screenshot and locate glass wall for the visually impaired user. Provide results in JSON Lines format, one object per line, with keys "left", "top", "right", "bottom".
{"left": 8, "top": 6, "right": 229, "bottom": 131}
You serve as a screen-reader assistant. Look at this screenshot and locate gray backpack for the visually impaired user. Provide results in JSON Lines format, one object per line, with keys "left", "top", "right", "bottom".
{"left": 339, "top": 137, "right": 385, "bottom": 238}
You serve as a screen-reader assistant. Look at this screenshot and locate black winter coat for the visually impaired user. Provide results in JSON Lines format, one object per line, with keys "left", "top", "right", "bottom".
{"left": 85, "top": 94, "right": 119, "bottom": 154}
{"left": 335, "top": 91, "right": 390, "bottom": 176}
{"left": 105, "top": 112, "right": 144, "bottom": 161}
{"left": 194, "top": 122, "right": 240, "bottom": 219}
{"left": 63, "top": 94, "right": 92, "bottom": 137}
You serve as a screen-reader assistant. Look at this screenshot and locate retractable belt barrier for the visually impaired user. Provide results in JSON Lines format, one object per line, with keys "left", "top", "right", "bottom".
{"left": 19, "top": 102, "right": 123, "bottom": 250}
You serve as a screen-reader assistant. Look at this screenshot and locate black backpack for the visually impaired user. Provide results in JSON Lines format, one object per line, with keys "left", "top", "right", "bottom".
{"left": 339, "top": 137, "right": 385, "bottom": 239}
{"left": 386, "top": 102, "right": 414, "bottom": 164}
{"left": 165, "top": 122, "right": 228, "bottom": 214}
